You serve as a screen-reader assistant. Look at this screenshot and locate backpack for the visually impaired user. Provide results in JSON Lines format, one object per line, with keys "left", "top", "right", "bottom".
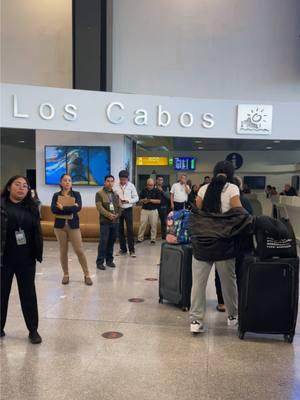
{"left": 166, "top": 210, "right": 191, "bottom": 244}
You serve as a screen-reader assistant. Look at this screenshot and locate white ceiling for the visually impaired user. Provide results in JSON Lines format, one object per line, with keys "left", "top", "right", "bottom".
{"left": 136, "top": 136, "right": 300, "bottom": 152}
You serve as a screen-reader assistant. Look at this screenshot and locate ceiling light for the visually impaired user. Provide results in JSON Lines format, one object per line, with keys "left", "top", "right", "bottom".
{"left": 273, "top": 140, "right": 281, "bottom": 143}
{"left": 198, "top": 146, "right": 204, "bottom": 150}
{"left": 266, "top": 146, "right": 272, "bottom": 150}
{"left": 18, "top": 140, "right": 25, "bottom": 143}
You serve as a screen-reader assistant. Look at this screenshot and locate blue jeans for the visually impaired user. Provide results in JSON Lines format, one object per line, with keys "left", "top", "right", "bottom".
{"left": 96, "top": 223, "right": 119, "bottom": 265}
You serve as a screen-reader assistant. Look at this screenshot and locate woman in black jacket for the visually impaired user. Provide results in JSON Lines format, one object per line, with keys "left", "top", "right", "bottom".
{"left": 189, "top": 161, "right": 251, "bottom": 334}
{"left": 51, "top": 174, "right": 92, "bottom": 286}
{"left": 1, "top": 176, "right": 43, "bottom": 344}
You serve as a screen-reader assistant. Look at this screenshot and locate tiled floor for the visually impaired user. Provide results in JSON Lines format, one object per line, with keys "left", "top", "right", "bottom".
{"left": 1, "top": 241, "right": 300, "bottom": 400}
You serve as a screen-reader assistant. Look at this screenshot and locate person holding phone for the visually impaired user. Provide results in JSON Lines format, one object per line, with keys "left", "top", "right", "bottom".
{"left": 51, "top": 174, "right": 93, "bottom": 285}
{"left": 155, "top": 175, "right": 170, "bottom": 240}
{"left": 170, "top": 174, "right": 191, "bottom": 211}
{"left": 137, "top": 178, "right": 161, "bottom": 244}
{"left": 1, "top": 176, "right": 43, "bottom": 344}
{"left": 114, "top": 170, "right": 139, "bottom": 257}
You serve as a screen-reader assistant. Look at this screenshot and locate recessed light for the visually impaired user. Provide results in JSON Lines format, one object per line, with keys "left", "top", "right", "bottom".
{"left": 273, "top": 140, "right": 281, "bottom": 143}
{"left": 266, "top": 146, "right": 272, "bottom": 150}
{"left": 18, "top": 140, "right": 25, "bottom": 143}
{"left": 198, "top": 146, "right": 204, "bottom": 150}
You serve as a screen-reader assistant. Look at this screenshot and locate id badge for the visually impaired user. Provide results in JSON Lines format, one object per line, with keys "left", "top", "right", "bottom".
{"left": 109, "top": 202, "right": 115, "bottom": 212}
{"left": 15, "top": 228, "right": 27, "bottom": 246}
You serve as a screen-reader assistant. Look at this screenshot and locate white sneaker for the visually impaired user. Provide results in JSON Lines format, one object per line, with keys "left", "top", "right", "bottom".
{"left": 190, "top": 320, "right": 205, "bottom": 334}
{"left": 227, "top": 316, "right": 238, "bottom": 327}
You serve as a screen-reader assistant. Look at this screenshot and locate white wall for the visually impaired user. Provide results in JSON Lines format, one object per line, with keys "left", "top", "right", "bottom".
{"left": 1, "top": 143, "right": 35, "bottom": 184}
{"left": 113, "top": 0, "right": 300, "bottom": 101}
{"left": 136, "top": 150, "right": 300, "bottom": 192}
{"left": 2, "top": 0, "right": 299, "bottom": 102}
{"left": 36, "top": 130, "right": 125, "bottom": 206}
{"left": 1, "top": 0, "right": 72, "bottom": 88}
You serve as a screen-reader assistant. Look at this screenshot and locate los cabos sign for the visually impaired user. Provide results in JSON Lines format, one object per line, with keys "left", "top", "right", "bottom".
{"left": 1, "top": 83, "right": 294, "bottom": 140}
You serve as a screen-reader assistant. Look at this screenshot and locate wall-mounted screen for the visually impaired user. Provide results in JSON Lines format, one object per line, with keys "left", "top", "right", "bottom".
{"left": 45, "top": 146, "right": 110, "bottom": 185}
{"left": 243, "top": 176, "right": 266, "bottom": 190}
{"left": 67, "top": 147, "right": 89, "bottom": 185}
{"left": 174, "top": 157, "right": 196, "bottom": 171}
{"left": 45, "top": 146, "right": 67, "bottom": 185}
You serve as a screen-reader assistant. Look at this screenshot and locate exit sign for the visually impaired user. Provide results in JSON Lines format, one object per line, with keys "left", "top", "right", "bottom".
{"left": 174, "top": 157, "right": 196, "bottom": 171}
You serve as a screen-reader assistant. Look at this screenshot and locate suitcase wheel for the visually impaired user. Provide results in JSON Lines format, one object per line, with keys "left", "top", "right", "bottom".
{"left": 159, "top": 297, "right": 163, "bottom": 304}
{"left": 238, "top": 331, "right": 245, "bottom": 340}
{"left": 284, "top": 334, "right": 294, "bottom": 344}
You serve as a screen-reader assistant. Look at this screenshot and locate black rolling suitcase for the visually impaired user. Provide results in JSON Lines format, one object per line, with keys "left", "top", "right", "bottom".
{"left": 238, "top": 256, "right": 299, "bottom": 343}
{"left": 159, "top": 242, "right": 193, "bottom": 311}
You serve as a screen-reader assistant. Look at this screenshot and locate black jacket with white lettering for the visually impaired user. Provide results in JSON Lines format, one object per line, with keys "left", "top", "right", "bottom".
{"left": 188, "top": 207, "right": 254, "bottom": 261}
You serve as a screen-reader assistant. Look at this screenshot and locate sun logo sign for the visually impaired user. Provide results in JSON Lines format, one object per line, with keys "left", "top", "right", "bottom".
{"left": 237, "top": 104, "right": 273, "bottom": 135}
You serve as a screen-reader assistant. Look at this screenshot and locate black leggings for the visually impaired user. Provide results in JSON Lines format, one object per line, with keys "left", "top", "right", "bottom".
{"left": 215, "top": 254, "right": 245, "bottom": 305}
{"left": 215, "top": 268, "right": 225, "bottom": 305}
{"left": 1, "top": 262, "right": 38, "bottom": 332}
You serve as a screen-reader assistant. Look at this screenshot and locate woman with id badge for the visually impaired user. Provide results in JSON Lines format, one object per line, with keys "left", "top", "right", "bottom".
{"left": 1, "top": 176, "right": 43, "bottom": 344}
{"left": 51, "top": 174, "right": 93, "bottom": 286}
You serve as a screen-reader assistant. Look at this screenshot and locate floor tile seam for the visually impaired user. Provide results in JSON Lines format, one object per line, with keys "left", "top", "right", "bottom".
{"left": 38, "top": 316, "right": 192, "bottom": 330}
{"left": 206, "top": 312, "right": 212, "bottom": 392}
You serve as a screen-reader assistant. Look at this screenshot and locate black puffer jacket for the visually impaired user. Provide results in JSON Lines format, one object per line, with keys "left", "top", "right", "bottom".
{"left": 188, "top": 207, "right": 254, "bottom": 261}
{"left": 1, "top": 196, "right": 43, "bottom": 266}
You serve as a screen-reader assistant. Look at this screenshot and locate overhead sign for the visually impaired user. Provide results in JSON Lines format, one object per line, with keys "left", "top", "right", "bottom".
{"left": 1, "top": 83, "right": 299, "bottom": 140}
{"left": 136, "top": 157, "right": 169, "bottom": 166}
{"left": 237, "top": 104, "right": 273, "bottom": 135}
{"left": 226, "top": 153, "right": 243, "bottom": 170}
{"left": 174, "top": 157, "right": 196, "bottom": 171}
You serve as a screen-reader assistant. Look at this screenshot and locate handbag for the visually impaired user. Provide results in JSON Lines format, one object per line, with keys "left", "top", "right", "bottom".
{"left": 255, "top": 217, "right": 297, "bottom": 259}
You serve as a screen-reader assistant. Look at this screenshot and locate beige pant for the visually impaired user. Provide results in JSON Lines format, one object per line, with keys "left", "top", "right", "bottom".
{"left": 138, "top": 209, "right": 158, "bottom": 241}
{"left": 54, "top": 225, "right": 90, "bottom": 276}
{"left": 190, "top": 258, "right": 237, "bottom": 323}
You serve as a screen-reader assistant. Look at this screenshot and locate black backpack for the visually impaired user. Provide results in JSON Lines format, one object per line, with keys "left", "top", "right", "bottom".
{"left": 255, "top": 216, "right": 297, "bottom": 259}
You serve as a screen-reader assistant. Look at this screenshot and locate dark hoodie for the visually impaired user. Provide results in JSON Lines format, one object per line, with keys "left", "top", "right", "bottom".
{"left": 188, "top": 207, "right": 254, "bottom": 261}
{"left": 1, "top": 196, "right": 43, "bottom": 266}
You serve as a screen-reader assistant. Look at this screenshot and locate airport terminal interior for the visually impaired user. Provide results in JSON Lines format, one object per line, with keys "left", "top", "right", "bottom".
{"left": 1, "top": 1, "right": 300, "bottom": 400}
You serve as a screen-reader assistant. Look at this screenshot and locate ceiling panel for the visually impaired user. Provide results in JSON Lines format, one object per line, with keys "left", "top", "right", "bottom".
{"left": 136, "top": 136, "right": 300, "bottom": 152}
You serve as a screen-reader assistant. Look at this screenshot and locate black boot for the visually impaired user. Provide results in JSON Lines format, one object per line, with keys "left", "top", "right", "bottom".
{"left": 29, "top": 331, "right": 42, "bottom": 344}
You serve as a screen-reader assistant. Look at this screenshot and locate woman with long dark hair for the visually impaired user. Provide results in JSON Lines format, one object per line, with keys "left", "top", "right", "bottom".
{"left": 1, "top": 176, "right": 43, "bottom": 344}
{"left": 51, "top": 174, "right": 93, "bottom": 286}
{"left": 187, "top": 184, "right": 198, "bottom": 209}
{"left": 189, "top": 161, "right": 252, "bottom": 334}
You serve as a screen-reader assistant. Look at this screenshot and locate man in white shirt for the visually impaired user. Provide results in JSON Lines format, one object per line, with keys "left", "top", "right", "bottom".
{"left": 114, "top": 170, "right": 139, "bottom": 257}
{"left": 170, "top": 174, "right": 191, "bottom": 211}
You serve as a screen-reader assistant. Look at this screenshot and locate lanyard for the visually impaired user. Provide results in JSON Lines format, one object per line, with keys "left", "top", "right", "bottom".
{"left": 10, "top": 202, "right": 26, "bottom": 229}
{"left": 107, "top": 192, "right": 114, "bottom": 203}
{"left": 120, "top": 184, "right": 127, "bottom": 198}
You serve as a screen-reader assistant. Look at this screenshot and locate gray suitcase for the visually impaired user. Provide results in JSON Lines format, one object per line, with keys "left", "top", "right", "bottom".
{"left": 159, "top": 243, "right": 193, "bottom": 311}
